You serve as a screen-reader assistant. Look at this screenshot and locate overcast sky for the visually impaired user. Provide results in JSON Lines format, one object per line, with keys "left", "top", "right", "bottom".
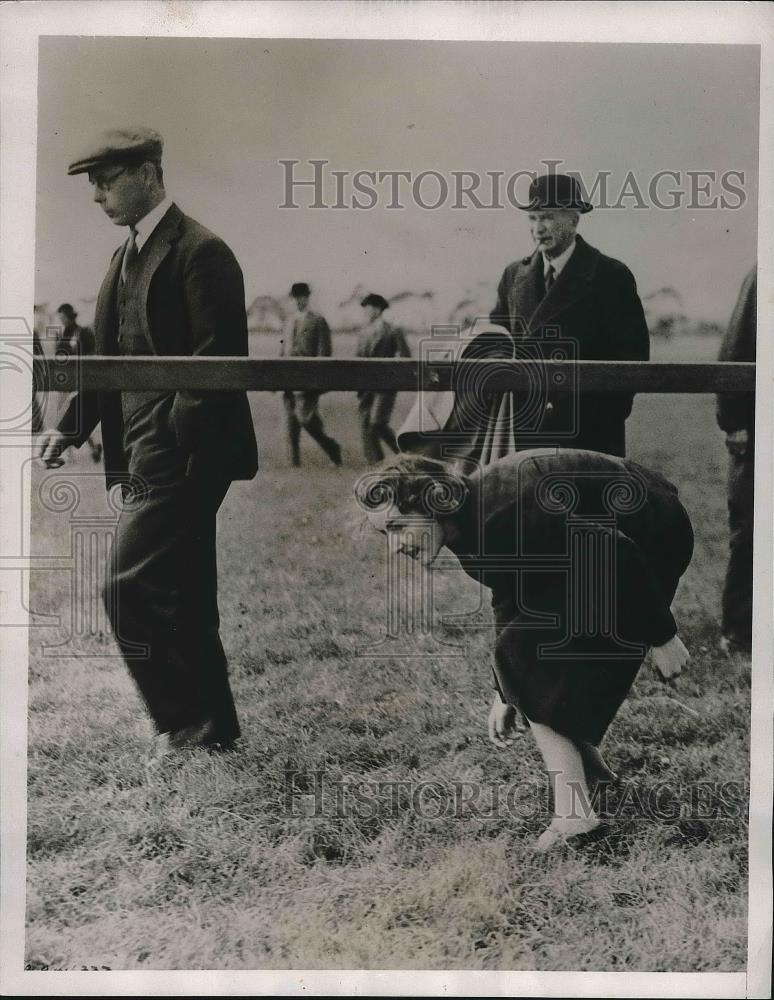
{"left": 35, "top": 37, "right": 759, "bottom": 323}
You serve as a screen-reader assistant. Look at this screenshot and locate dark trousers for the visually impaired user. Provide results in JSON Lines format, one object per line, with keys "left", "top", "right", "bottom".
{"left": 103, "top": 475, "right": 240, "bottom": 744}
{"left": 722, "top": 451, "right": 754, "bottom": 647}
{"left": 357, "top": 391, "right": 398, "bottom": 463}
{"left": 283, "top": 391, "right": 340, "bottom": 466}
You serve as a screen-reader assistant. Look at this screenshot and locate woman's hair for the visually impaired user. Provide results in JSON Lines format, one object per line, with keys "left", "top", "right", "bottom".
{"left": 354, "top": 453, "right": 469, "bottom": 520}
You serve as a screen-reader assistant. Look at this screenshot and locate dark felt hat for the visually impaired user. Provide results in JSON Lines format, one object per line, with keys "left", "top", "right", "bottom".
{"left": 361, "top": 293, "right": 390, "bottom": 311}
{"left": 290, "top": 282, "right": 311, "bottom": 297}
{"left": 520, "top": 173, "right": 593, "bottom": 213}
{"left": 56, "top": 303, "right": 77, "bottom": 318}
{"left": 67, "top": 126, "right": 163, "bottom": 176}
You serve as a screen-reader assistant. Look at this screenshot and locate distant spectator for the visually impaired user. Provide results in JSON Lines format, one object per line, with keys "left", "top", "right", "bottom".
{"left": 31, "top": 330, "right": 45, "bottom": 436}
{"left": 55, "top": 304, "right": 102, "bottom": 462}
{"left": 282, "top": 283, "right": 342, "bottom": 468}
{"left": 356, "top": 293, "right": 411, "bottom": 464}
{"left": 56, "top": 303, "right": 95, "bottom": 357}
{"left": 716, "top": 265, "right": 756, "bottom": 656}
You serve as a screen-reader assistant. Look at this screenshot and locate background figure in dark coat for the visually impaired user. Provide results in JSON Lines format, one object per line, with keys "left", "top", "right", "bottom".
{"left": 39, "top": 127, "right": 258, "bottom": 753}
{"left": 356, "top": 293, "right": 411, "bottom": 463}
{"left": 55, "top": 302, "right": 96, "bottom": 356}
{"left": 397, "top": 174, "right": 650, "bottom": 465}
{"left": 282, "top": 282, "right": 342, "bottom": 468}
{"left": 31, "top": 329, "right": 46, "bottom": 436}
{"left": 716, "top": 265, "right": 756, "bottom": 655}
{"left": 358, "top": 449, "right": 693, "bottom": 851}
{"left": 55, "top": 303, "right": 102, "bottom": 462}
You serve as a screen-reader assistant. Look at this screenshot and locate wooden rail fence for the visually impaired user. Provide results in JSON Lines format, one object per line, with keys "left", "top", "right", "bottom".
{"left": 34, "top": 357, "right": 756, "bottom": 393}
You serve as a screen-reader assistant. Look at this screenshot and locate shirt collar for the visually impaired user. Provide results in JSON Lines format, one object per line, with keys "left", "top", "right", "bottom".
{"left": 542, "top": 236, "right": 576, "bottom": 278}
{"left": 132, "top": 196, "right": 172, "bottom": 251}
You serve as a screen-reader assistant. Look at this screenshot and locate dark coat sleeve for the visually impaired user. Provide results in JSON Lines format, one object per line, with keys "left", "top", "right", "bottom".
{"left": 78, "top": 325, "right": 96, "bottom": 356}
{"left": 489, "top": 265, "right": 514, "bottom": 331}
{"left": 600, "top": 262, "right": 650, "bottom": 360}
{"left": 57, "top": 390, "right": 100, "bottom": 444}
{"left": 393, "top": 327, "right": 412, "bottom": 358}
{"left": 594, "top": 260, "right": 650, "bottom": 421}
{"left": 615, "top": 532, "right": 677, "bottom": 647}
{"left": 168, "top": 235, "right": 249, "bottom": 455}
{"left": 319, "top": 316, "right": 333, "bottom": 357}
{"left": 716, "top": 267, "right": 756, "bottom": 434}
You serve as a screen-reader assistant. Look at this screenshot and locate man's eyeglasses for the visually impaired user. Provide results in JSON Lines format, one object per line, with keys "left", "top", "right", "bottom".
{"left": 88, "top": 166, "right": 129, "bottom": 192}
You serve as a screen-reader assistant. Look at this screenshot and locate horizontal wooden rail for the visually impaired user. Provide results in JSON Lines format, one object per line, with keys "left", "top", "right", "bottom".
{"left": 34, "top": 357, "right": 756, "bottom": 393}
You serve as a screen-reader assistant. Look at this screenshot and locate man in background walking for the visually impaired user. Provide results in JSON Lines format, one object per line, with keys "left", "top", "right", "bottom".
{"left": 281, "top": 282, "right": 342, "bottom": 468}
{"left": 356, "top": 292, "right": 411, "bottom": 464}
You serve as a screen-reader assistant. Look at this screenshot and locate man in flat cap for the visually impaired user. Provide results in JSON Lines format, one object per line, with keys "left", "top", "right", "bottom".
{"left": 399, "top": 173, "right": 650, "bottom": 464}
{"left": 281, "top": 282, "right": 342, "bottom": 468}
{"left": 39, "top": 126, "right": 258, "bottom": 754}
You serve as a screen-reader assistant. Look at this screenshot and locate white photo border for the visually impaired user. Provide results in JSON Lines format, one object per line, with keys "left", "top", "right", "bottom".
{"left": 1, "top": 2, "right": 771, "bottom": 997}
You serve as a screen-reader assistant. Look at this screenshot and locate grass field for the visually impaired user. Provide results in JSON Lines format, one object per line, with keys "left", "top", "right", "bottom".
{"left": 25, "top": 334, "right": 751, "bottom": 971}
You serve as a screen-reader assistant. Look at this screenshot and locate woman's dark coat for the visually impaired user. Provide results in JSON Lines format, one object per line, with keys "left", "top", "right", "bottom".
{"left": 447, "top": 448, "right": 694, "bottom": 744}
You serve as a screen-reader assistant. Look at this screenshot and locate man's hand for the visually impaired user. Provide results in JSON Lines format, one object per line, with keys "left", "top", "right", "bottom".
{"left": 38, "top": 429, "right": 69, "bottom": 469}
{"left": 726, "top": 429, "right": 749, "bottom": 458}
{"left": 651, "top": 635, "right": 691, "bottom": 681}
{"left": 487, "top": 693, "right": 520, "bottom": 747}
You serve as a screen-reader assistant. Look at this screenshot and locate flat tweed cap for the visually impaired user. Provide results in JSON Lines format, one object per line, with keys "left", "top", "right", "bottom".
{"left": 67, "top": 126, "right": 163, "bottom": 175}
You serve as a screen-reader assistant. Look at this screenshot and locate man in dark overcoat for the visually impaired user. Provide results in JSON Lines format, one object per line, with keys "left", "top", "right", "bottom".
{"left": 39, "top": 127, "right": 258, "bottom": 752}
{"left": 716, "top": 265, "right": 756, "bottom": 655}
{"left": 398, "top": 173, "right": 650, "bottom": 464}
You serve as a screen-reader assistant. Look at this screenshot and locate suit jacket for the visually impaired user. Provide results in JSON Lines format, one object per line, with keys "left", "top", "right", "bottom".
{"left": 398, "top": 236, "right": 650, "bottom": 461}
{"left": 356, "top": 318, "right": 411, "bottom": 360}
{"left": 58, "top": 203, "right": 258, "bottom": 490}
{"left": 283, "top": 309, "right": 332, "bottom": 358}
{"left": 716, "top": 265, "right": 756, "bottom": 435}
{"left": 57, "top": 322, "right": 95, "bottom": 357}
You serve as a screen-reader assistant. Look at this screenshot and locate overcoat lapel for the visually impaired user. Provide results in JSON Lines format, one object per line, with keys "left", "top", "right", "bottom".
{"left": 132, "top": 203, "right": 183, "bottom": 354}
{"left": 93, "top": 203, "right": 184, "bottom": 355}
{"left": 526, "top": 236, "right": 599, "bottom": 332}
{"left": 94, "top": 247, "right": 123, "bottom": 354}
{"left": 508, "top": 252, "right": 543, "bottom": 335}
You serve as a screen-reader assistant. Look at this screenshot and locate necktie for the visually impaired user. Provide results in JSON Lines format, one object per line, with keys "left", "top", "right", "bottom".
{"left": 545, "top": 264, "right": 556, "bottom": 294}
{"left": 121, "top": 227, "right": 138, "bottom": 282}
